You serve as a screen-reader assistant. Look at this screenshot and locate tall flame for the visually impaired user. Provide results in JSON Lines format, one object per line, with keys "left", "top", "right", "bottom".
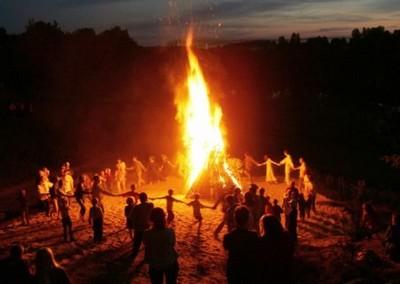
{"left": 175, "top": 30, "right": 240, "bottom": 191}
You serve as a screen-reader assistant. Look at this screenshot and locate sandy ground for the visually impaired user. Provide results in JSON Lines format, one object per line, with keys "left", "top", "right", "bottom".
{"left": 1, "top": 176, "right": 399, "bottom": 283}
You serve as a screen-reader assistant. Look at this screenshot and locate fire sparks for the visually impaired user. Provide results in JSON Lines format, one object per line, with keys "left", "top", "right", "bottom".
{"left": 175, "top": 30, "right": 240, "bottom": 192}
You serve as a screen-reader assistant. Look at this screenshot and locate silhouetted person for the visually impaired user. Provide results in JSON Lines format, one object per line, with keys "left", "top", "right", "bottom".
{"left": 131, "top": 192, "right": 154, "bottom": 257}
{"left": 59, "top": 197, "right": 74, "bottom": 242}
{"left": 258, "top": 188, "right": 267, "bottom": 217}
{"left": 384, "top": 212, "right": 400, "bottom": 261}
{"left": 0, "top": 244, "right": 32, "bottom": 284}
{"left": 283, "top": 191, "right": 298, "bottom": 241}
{"left": 18, "top": 189, "right": 30, "bottom": 225}
{"left": 150, "top": 189, "right": 184, "bottom": 224}
{"left": 33, "top": 247, "right": 70, "bottom": 284}
{"left": 130, "top": 184, "right": 140, "bottom": 204}
{"left": 271, "top": 199, "right": 283, "bottom": 223}
{"left": 91, "top": 175, "right": 104, "bottom": 212}
{"left": 186, "top": 193, "right": 213, "bottom": 233}
{"left": 258, "top": 215, "right": 294, "bottom": 283}
{"left": 265, "top": 196, "right": 273, "bottom": 215}
{"left": 125, "top": 197, "right": 135, "bottom": 240}
{"left": 223, "top": 206, "right": 258, "bottom": 284}
{"left": 214, "top": 194, "right": 238, "bottom": 238}
{"left": 360, "top": 202, "right": 378, "bottom": 239}
{"left": 75, "top": 175, "right": 87, "bottom": 222}
{"left": 89, "top": 197, "right": 104, "bottom": 242}
{"left": 143, "top": 207, "right": 179, "bottom": 284}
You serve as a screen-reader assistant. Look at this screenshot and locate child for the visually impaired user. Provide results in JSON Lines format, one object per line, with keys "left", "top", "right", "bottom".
{"left": 271, "top": 199, "right": 283, "bottom": 223}
{"left": 89, "top": 198, "right": 104, "bottom": 242}
{"left": 186, "top": 193, "right": 213, "bottom": 233}
{"left": 150, "top": 189, "right": 184, "bottom": 224}
{"left": 124, "top": 197, "right": 135, "bottom": 239}
{"left": 17, "top": 189, "right": 30, "bottom": 225}
{"left": 59, "top": 197, "right": 74, "bottom": 242}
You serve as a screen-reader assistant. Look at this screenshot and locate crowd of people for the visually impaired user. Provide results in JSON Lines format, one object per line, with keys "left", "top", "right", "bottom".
{"left": 4, "top": 151, "right": 400, "bottom": 284}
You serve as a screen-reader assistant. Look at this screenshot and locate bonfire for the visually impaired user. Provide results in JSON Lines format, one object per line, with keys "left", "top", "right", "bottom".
{"left": 175, "top": 30, "right": 241, "bottom": 195}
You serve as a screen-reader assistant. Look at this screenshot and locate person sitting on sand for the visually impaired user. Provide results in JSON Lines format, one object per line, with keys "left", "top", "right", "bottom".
{"left": 89, "top": 198, "right": 104, "bottom": 243}
{"left": 223, "top": 206, "right": 258, "bottom": 284}
{"left": 384, "top": 212, "right": 400, "bottom": 261}
{"left": 186, "top": 193, "right": 213, "bottom": 233}
{"left": 143, "top": 207, "right": 179, "bottom": 284}
{"left": 150, "top": 189, "right": 184, "bottom": 225}
{"left": 130, "top": 192, "right": 154, "bottom": 258}
{"left": 33, "top": 247, "right": 70, "bottom": 284}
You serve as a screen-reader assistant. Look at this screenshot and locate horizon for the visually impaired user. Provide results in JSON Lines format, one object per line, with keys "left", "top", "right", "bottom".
{"left": 1, "top": 0, "right": 400, "bottom": 46}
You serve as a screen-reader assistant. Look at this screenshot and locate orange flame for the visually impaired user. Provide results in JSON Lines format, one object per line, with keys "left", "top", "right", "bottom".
{"left": 175, "top": 30, "right": 241, "bottom": 192}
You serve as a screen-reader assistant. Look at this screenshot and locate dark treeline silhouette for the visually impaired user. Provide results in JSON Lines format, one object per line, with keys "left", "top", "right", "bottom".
{"left": 0, "top": 21, "right": 399, "bottom": 188}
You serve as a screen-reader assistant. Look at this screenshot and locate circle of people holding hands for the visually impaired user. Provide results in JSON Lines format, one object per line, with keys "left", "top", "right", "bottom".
{"left": 8, "top": 151, "right": 400, "bottom": 283}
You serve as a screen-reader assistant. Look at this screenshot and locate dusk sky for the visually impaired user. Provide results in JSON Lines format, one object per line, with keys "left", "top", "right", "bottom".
{"left": 1, "top": 0, "right": 399, "bottom": 45}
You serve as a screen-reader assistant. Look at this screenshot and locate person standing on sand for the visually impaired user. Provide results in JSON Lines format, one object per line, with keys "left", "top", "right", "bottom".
{"left": 186, "top": 193, "right": 214, "bottom": 233}
{"left": 115, "top": 159, "right": 127, "bottom": 194}
{"left": 143, "top": 208, "right": 179, "bottom": 284}
{"left": 243, "top": 153, "right": 257, "bottom": 182}
{"left": 125, "top": 197, "right": 135, "bottom": 240}
{"left": 150, "top": 189, "right": 184, "bottom": 225}
{"left": 59, "top": 197, "right": 74, "bottom": 242}
{"left": 257, "top": 155, "right": 280, "bottom": 183}
{"left": 130, "top": 192, "right": 154, "bottom": 258}
{"left": 280, "top": 150, "right": 295, "bottom": 185}
{"left": 89, "top": 198, "right": 104, "bottom": 243}
{"left": 75, "top": 175, "right": 87, "bottom": 222}
{"left": 271, "top": 199, "right": 283, "bottom": 223}
{"left": 128, "top": 156, "right": 147, "bottom": 189}
{"left": 223, "top": 206, "right": 258, "bottom": 284}
{"left": 294, "top": 157, "right": 307, "bottom": 190}
{"left": 18, "top": 189, "right": 30, "bottom": 225}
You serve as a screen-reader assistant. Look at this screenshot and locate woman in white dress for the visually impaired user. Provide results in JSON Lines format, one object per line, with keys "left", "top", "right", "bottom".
{"left": 257, "top": 155, "right": 280, "bottom": 183}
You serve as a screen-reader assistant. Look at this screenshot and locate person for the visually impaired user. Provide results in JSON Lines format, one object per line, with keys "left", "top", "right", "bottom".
{"left": 214, "top": 194, "right": 238, "bottom": 238}
{"left": 18, "top": 189, "right": 30, "bottom": 225}
{"left": 89, "top": 197, "right": 104, "bottom": 242}
{"left": 115, "top": 159, "right": 127, "bottom": 194}
{"left": 159, "top": 154, "right": 175, "bottom": 181}
{"left": 125, "top": 197, "right": 135, "bottom": 240}
{"left": 48, "top": 178, "right": 59, "bottom": 219}
{"left": 33, "top": 247, "right": 70, "bottom": 284}
{"left": 257, "top": 155, "right": 279, "bottom": 183}
{"left": 147, "top": 155, "right": 160, "bottom": 184}
{"left": 271, "top": 199, "right": 283, "bottom": 223}
{"left": 130, "top": 192, "right": 154, "bottom": 257}
{"left": 0, "top": 244, "right": 32, "bottom": 284}
{"left": 294, "top": 157, "right": 307, "bottom": 190}
{"left": 150, "top": 189, "right": 184, "bottom": 224}
{"left": 280, "top": 150, "right": 295, "bottom": 185}
{"left": 233, "top": 187, "right": 244, "bottom": 204}
{"left": 61, "top": 169, "right": 74, "bottom": 197}
{"left": 130, "top": 184, "right": 140, "bottom": 204}
{"left": 186, "top": 193, "right": 213, "bottom": 233}
{"left": 264, "top": 196, "right": 273, "bottom": 215}
{"left": 384, "top": 212, "right": 400, "bottom": 261}
{"left": 258, "top": 188, "right": 267, "bottom": 217}
{"left": 283, "top": 191, "right": 298, "bottom": 241}
{"left": 91, "top": 175, "right": 104, "bottom": 212}
{"left": 75, "top": 175, "right": 87, "bottom": 222}
{"left": 243, "top": 153, "right": 257, "bottom": 182}
{"left": 37, "top": 167, "right": 52, "bottom": 217}
{"left": 223, "top": 206, "right": 258, "bottom": 284}
{"left": 243, "top": 184, "right": 259, "bottom": 231}
{"left": 285, "top": 181, "right": 299, "bottom": 200}
{"left": 59, "top": 197, "right": 74, "bottom": 242}
{"left": 128, "top": 156, "right": 147, "bottom": 189}
{"left": 104, "top": 168, "right": 113, "bottom": 192}
{"left": 258, "top": 215, "right": 294, "bottom": 283}
{"left": 143, "top": 208, "right": 179, "bottom": 284}
{"left": 304, "top": 174, "right": 316, "bottom": 214}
